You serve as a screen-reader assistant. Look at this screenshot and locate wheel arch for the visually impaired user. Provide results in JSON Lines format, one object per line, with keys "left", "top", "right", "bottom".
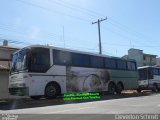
{"left": 108, "top": 81, "right": 116, "bottom": 86}
{"left": 117, "top": 81, "right": 124, "bottom": 89}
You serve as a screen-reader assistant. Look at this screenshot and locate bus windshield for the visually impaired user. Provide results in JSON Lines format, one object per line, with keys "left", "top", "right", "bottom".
{"left": 10, "top": 47, "right": 50, "bottom": 73}
{"left": 11, "top": 49, "right": 28, "bottom": 73}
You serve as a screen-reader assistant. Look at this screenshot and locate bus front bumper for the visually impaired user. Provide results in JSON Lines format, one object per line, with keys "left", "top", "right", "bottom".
{"left": 9, "top": 87, "right": 29, "bottom": 96}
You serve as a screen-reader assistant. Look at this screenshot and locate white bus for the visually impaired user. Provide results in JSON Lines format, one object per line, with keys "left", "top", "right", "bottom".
{"left": 9, "top": 45, "right": 138, "bottom": 99}
{"left": 138, "top": 66, "right": 160, "bottom": 92}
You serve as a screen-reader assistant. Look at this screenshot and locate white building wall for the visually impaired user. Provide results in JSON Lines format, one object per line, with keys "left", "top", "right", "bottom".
{"left": 0, "top": 71, "right": 9, "bottom": 99}
{"left": 0, "top": 48, "right": 16, "bottom": 60}
{"left": 128, "top": 48, "right": 143, "bottom": 67}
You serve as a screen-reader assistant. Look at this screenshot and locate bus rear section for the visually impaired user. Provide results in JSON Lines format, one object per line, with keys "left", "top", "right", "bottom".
{"left": 138, "top": 66, "right": 160, "bottom": 92}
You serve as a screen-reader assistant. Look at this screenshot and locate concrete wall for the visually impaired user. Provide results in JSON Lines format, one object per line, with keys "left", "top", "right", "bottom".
{"left": 0, "top": 71, "right": 27, "bottom": 100}
{"left": 0, "top": 50, "right": 12, "bottom": 60}
{"left": 0, "top": 71, "right": 9, "bottom": 99}
{"left": 156, "top": 58, "right": 160, "bottom": 66}
{"left": 128, "top": 48, "right": 143, "bottom": 67}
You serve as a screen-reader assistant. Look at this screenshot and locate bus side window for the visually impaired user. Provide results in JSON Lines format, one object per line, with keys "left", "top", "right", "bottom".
{"left": 153, "top": 68, "right": 159, "bottom": 75}
{"left": 117, "top": 60, "right": 127, "bottom": 70}
{"left": 127, "top": 61, "right": 136, "bottom": 71}
{"left": 90, "top": 56, "right": 104, "bottom": 68}
{"left": 159, "top": 68, "right": 160, "bottom": 75}
{"left": 72, "top": 53, "right": 90, "bottom": 67}
{"left": 29, "top": 48, "right": 50, "bottom": 73}
{"left": 148, "top": 68, "right": 153, "bottom": 79}
{"left": 53, "top": 50, "right": 72, "bottom": 65}
{"left": 105, "top": 58, "right": 116, "bottom": 69}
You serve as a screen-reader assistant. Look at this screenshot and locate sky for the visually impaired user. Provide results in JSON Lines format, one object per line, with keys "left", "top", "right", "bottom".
{"left": 0, "top": 0, "right": 160, "bottom": 57}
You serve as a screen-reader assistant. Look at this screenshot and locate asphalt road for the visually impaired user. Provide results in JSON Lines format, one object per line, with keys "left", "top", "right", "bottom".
{"left": 0, "top": 91, "right": 160, "bottom": 120}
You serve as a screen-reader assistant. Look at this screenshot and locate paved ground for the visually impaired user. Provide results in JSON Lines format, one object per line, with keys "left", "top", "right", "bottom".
{"left": 0, "top": 91, "right": 160, "bottom": 120}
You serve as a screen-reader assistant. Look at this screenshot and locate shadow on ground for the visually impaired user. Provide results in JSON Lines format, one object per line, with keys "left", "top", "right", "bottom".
{"left": 0, "top": 91, "right": 158, "bottom": 110}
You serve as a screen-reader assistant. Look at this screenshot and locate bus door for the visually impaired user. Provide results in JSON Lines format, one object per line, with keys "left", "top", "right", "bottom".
{"left": 147, "top": 67, "right": 154, "bottom": 87}
{"left": 138, "top": 68, "right": 149, "bottom": 88}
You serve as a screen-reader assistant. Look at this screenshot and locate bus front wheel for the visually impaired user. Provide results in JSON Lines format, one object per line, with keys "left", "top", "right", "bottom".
{"left": 152, "top": 84, "right": 158, "bottom": 92}
{"left": 45, "top": 82, "right": 61, "bottom": 99}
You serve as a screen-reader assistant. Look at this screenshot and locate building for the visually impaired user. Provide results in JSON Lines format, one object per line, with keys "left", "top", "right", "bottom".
{"left": 0, "top": 65, "right": 10, "bottom": 99}
{"left": 0, "top": 40, "right": 19, "bottom": 99}
{"left": 122, "top": 48, "right": 157, "bottom": 67}
{"left": 156, "top": 57, "right": 160, "bottom": 66}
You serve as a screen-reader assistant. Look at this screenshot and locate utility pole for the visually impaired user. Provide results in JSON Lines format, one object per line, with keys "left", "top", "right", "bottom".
{"left": 92, "top": 17, "right": 107, "bottom": 54}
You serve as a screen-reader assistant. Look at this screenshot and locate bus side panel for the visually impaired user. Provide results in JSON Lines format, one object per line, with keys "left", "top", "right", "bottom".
{"left": 28, "top": 66, "right": 67, "bottom": 96}
{"left": 109, "top": 70, "right": 138, "bottom": 90}
{"left": 28, "top": 75, "right": 52, "bottom": 96}
{"left": 149, "top": 75, "right": 160, "bottom": 88}
{"left": 66, "top": 67, "right": 110, "bottom": 93}
{"left": 47, "top": 66, "right": 67, "bottom": 94}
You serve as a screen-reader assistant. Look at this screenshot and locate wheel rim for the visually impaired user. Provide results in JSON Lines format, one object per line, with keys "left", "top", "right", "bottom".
{"left": 46, "top": 85, "right": 56, "bottom": 97}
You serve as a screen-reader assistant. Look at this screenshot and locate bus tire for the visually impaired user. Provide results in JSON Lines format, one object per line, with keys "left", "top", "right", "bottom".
{"left": 45, "top": 82, "right": 61, "bottom": 99}
{"left": 108, "top": 82, "right": 116, "bottom": 94}
{"left": 30, "top": 96, "right": 41, "bottom": 100}
{"left": 152, "top": 84, "right": 158, "bottom": 92}
{"left": 116, "top": 82, "right": 124, "bottom": 94}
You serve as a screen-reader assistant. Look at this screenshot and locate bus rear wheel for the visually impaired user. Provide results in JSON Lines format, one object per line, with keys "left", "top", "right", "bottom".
{"left": 116, "top": 83, "right": 124, "bottom": 94}
{"left": 137, "top": 89, "right": 142, "bottom": 93}
{"left": 45, "top": 82, "right": 61, "bottom": 99}
{"left": 108, "top": 82, "right": 116, "bottom": 94}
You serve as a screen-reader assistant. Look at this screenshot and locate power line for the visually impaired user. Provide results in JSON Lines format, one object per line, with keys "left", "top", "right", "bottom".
{"left": 106, "top": 21, "right": 154, "bottom": 46}
{"left": 51, "top": 0, "right": 156, "bottom": 48}
{"left": 0, "top": 25, "right": 62, "bottom": 44}
{"left": 15, "top": 0, "right": 91, "bottom": 22}
{"left": 48, "top": 0, "right": 99, "bottom": 18}
{"left": 53, "top": 0, "right": 154, "bottom": 45}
